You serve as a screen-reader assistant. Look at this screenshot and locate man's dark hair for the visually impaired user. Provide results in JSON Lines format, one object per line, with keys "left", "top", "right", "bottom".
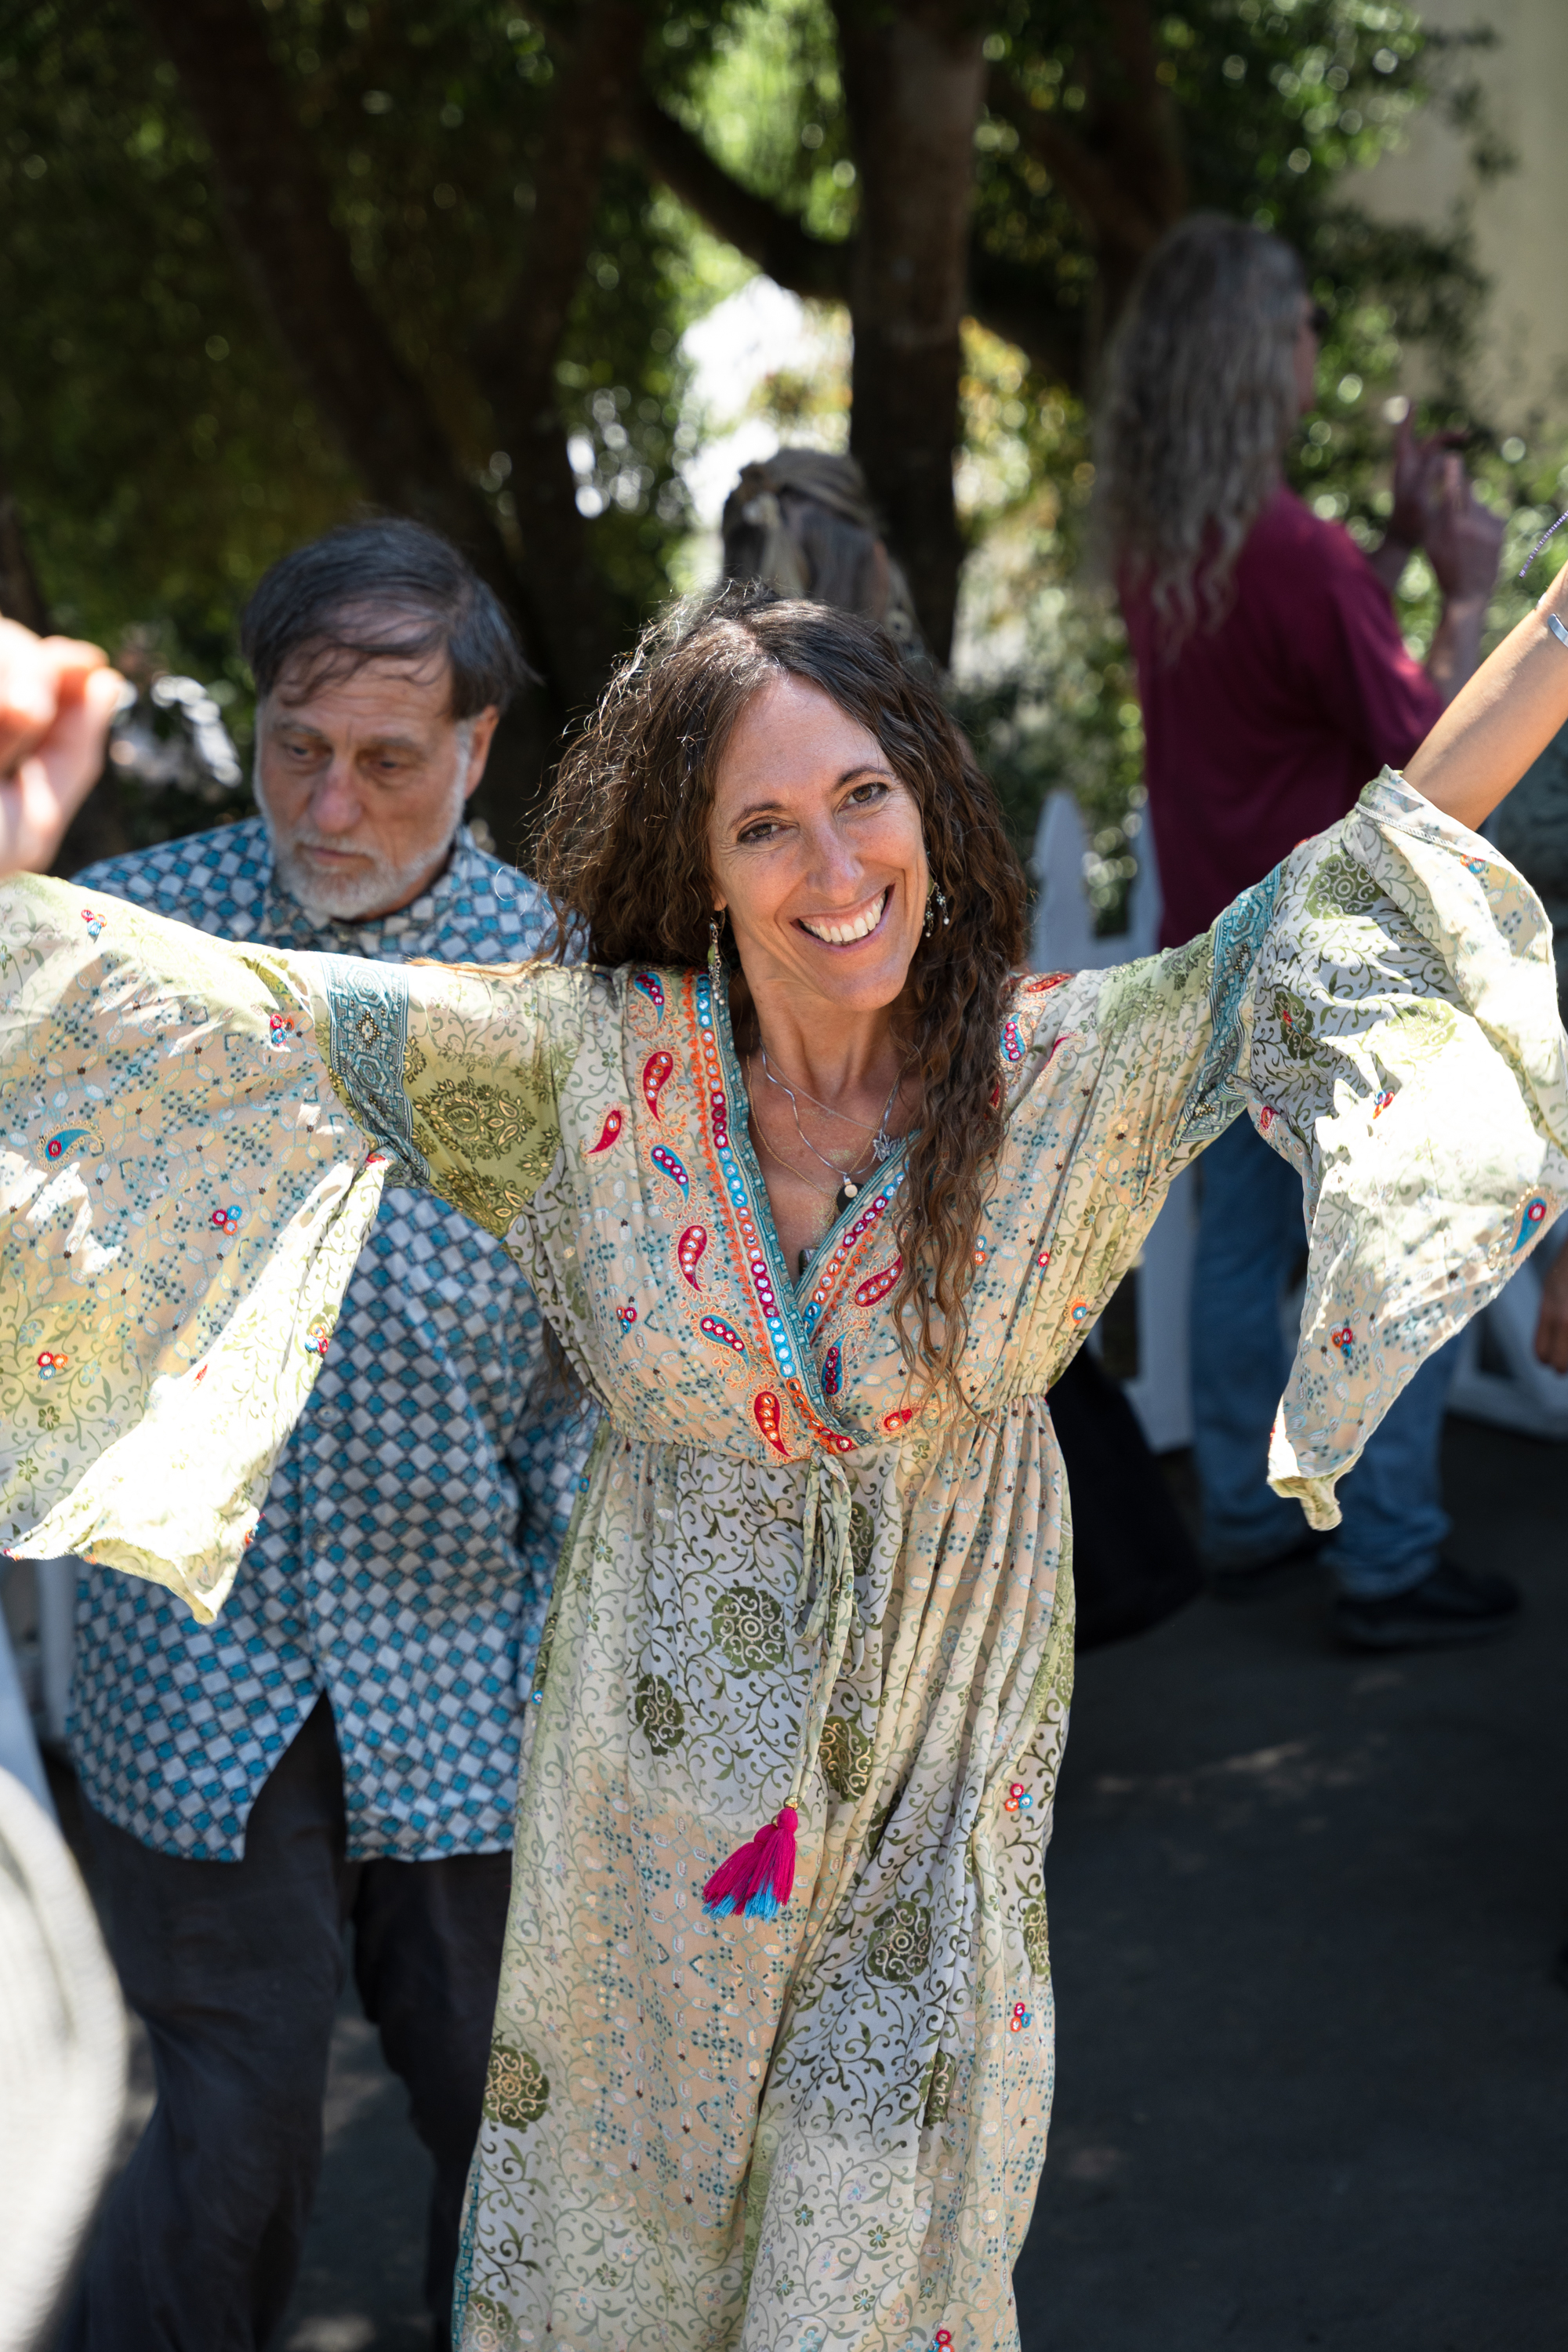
{"left": 240, "top": 517, "right": 534, "bottom": 717}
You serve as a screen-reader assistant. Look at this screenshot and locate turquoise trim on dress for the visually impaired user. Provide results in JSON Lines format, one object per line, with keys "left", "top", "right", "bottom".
{"left": 1172, "top": 866, "right": 1282, "bottom": 1152}
{"left": 707, "top": 966, "right": 886, "bottom": 1444}
{"left": 304, "top": 950, "right": 429, "bottom": 1189}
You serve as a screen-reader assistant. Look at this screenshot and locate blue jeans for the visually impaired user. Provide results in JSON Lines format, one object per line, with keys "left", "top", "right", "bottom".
{"left": 1190, "top": 1116, "right": 1457, "bottom": 1599}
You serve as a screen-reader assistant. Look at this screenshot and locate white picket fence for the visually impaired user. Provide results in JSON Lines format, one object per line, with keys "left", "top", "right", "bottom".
{"left": 1030, "top": 789, "right": 1568, "bottom": 1450}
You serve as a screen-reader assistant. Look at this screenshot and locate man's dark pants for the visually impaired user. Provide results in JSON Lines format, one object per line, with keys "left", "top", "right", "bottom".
{"left": 61, "top": 1696, "right": 511, "bottom": 2352}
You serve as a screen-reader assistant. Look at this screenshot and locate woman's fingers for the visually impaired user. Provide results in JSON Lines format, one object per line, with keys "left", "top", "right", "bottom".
{"left": 0, "top": 620, "right": 62, "bottom": 771}
{"left": 0, "top": 625, "right": 114, "bottom": 770}
{"left": 0, "top": 624, "right": 123, "bottom": 876}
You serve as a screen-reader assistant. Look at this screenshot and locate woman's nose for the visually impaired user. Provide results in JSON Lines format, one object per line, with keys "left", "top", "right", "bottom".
{"left": 800, "top": 819, "right": 861, "bottom": 895}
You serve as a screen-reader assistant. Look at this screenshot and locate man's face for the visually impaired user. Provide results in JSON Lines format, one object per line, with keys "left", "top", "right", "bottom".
{"left": 253, "top": 648, "right": 498, "bottom": 920}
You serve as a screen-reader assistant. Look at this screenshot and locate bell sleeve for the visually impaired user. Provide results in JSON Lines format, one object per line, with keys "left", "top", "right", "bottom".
{"left": 1243, "top": 769, "right": 1568, "bottom": 1526}
{"left": 0, "top": 877, "right": 577, "bottom": 1621}
{"left": 1011, "top": 768, "right": 1568, "bottom": 1528}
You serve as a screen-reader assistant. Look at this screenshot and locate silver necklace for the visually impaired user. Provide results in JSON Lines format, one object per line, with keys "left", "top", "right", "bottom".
{"left": 745, "top": 1064, "right": 877, "bottom": 1216}
{"left": 754, "top": 1046, "right": 905, "bottom": 1184}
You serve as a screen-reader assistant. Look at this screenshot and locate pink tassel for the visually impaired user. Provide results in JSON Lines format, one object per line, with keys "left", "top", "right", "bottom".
{"left": 702, "top": 1805, "right": 798, "bottom": 1919}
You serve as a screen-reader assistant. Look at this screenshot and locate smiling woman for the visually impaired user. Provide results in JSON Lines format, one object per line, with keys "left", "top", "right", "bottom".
{"left": 538, "top": 590, "right": 1026, "bottom": 1388}
{"left": 5, "top": 584, "right": 1568, "bottom": 2350}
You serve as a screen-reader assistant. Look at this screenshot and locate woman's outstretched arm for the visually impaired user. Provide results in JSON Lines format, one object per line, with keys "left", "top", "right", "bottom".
{"left": 1406, "top": 556, "right": 1568, "bottom": 830}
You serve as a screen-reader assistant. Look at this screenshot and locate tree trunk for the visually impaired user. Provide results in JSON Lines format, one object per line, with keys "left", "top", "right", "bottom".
{"left": 474, "top": 2, "right": 642, "bottom": 722}
{"left": 835, "top": 0, "right": 986, "bottom": 667}
{"left": 131, "top": 0, "right": 625, "bottom": 823}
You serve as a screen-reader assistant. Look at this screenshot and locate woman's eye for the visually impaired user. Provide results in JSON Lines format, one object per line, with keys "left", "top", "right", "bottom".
{"left": 737, "top": 821, "right": 779, "bottom": 845}
{"left": 846, "top": 779, "right": 889, "bottom": 808}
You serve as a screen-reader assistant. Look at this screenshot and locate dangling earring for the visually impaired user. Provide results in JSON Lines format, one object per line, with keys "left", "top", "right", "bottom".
{"left": 709, "top": 910, "right": 724, "bottom": 977}
{"left": 924, "top": 882, "right": 949, "bottom": 937}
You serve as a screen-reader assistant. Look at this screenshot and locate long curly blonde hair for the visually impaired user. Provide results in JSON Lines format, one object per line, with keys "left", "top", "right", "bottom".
{"left": 1096, "top": 215, "right": 1305, "bottom": 646}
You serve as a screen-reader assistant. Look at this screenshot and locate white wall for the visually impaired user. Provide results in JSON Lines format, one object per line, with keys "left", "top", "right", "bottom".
{"left": 1349, "top": 0, "right": 1568, "bottom": 427}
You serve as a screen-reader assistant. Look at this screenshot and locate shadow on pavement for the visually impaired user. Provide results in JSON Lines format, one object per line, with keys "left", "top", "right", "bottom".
{"left": 1014, "top": 1416, "right": 1568, "bottom": 2351}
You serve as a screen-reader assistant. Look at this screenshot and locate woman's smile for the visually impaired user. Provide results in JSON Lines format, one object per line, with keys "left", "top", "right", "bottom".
{"left": 795, "top": 885, "right": 891, "bottom": 946}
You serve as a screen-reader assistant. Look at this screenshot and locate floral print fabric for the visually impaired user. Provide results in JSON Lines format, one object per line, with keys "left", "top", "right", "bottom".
{"left": 61, "top": 818, "right": 588, "bottom": 1862}
{"left": 2, "top": 771, "right": 1566, "bottom": 2351}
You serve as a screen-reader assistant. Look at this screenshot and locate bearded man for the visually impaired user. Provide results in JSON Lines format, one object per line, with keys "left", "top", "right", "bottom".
{"left": 59, "top": 520, "right": 591, "bottom": 2352}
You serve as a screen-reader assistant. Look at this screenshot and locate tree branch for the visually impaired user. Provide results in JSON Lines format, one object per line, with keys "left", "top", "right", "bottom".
{"left": 475, "top": 2, "right": 642, "bottom": 710}
{"left": 131, "top": 0, "right": 534, "bottom": 655}
{"left": 630, "top": 98, "right": 851, "bottom": 305}
{"left": 985, "top": 71, "right": 1168, "bottom": 261}
{"left": 1098, "top": 0, "right": 1187, "bottom": 234}
{"left": 835, "top": 0, "right": 987, "bottom": 662}
{"left": 967, "top": 251, "right": 1090, "bottom": 395}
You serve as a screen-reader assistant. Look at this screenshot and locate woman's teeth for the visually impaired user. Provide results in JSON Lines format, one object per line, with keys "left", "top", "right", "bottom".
{"left": 800, "top": 889, "right": 889, "bottom": 946}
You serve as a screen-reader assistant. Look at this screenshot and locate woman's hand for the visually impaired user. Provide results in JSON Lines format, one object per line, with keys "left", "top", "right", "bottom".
{"left": 1424, "top": 454, "right": 1507, "bottom": 610}
{"left": 1533, "top": 1243, "right": 1568, "bottom": 1374}
{"left": 1421, "top": 458, "right": 1507, "bottom": 706}
{"left": 0, "top": 619, "right": 123, "bottom": 877}
{"left": 1390, "top": 414, "right": 1468, "bottom": 546}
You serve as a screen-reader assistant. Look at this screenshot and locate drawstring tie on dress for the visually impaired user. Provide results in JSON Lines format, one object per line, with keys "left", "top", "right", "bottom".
{"left": 703, "top": 1452, "right": 862, "bottom": 1920}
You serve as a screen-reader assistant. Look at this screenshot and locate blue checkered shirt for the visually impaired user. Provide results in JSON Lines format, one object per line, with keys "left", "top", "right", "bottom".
{"left": 67, "top": 819, "right": 593, "bottom": 1860}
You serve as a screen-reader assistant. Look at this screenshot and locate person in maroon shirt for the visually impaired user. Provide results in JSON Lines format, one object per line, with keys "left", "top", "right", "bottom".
{"left": 1099, "top": 213, "right": 1511, "bottom": 1647}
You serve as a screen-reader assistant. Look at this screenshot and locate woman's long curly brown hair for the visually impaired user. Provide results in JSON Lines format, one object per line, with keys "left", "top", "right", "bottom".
{"left": 536, "top": 586, "right": 1028, "bottom": 1398}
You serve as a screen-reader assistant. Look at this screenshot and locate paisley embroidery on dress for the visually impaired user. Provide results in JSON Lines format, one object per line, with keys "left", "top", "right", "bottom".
{"left": 641, "top": 1050, "right": 673, "bottom": 1118}
{"left": 699, "top": 1313, "right": 746, "bottom": 1357}
{"left": 1514, "top": 1196, "right": 1548, "bottom": 1251}
{"left": 752, "top": 1390, "right": 789, "bottom": 1456}
{"left": 676, "top": 1225, "right": 706, "bottom": 1290}
{"left": 42, "top": 1128, "right": 96, "bottom": 1161}
{"left": 650, "top": 1143, "right": 689, "bottom": 1198}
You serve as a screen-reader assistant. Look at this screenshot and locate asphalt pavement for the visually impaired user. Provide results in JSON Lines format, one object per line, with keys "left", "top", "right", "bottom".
{"left": 57, "top": 1414, "right": 1568, "bottom": 2351}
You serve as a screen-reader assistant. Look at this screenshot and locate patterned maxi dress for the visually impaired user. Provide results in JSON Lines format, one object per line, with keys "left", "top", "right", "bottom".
{"left": 3, "top": 772, "right": 1566, "bottom": 2352}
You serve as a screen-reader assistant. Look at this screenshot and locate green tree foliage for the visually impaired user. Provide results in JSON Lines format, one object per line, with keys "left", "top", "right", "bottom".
{"left": 954, "top": 0, "right": 1516, "bottom": 919}
{"left": 0, "top": 0, "right": 1531, "bottom": 893}
{"left": 628, "top": 0, "right": 1517, "bottom": 909}
{"left": 0, "top": 7, "right": 350, "bottom": 660}
{"left": 0, "top": 0, "right": 716, "bottom": 853}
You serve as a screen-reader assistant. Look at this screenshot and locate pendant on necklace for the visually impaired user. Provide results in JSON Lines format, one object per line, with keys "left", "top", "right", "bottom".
{"left": 837, "top": 1179, "right": 858, "bottom": 1213}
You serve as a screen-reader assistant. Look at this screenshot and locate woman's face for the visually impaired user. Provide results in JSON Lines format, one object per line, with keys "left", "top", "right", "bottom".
{"left": 707, "top": 671, "right": 928, "bottom": 1022}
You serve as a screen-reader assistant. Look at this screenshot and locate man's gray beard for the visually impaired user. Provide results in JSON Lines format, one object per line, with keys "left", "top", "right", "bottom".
{"left": 268, "top": 834, "right": 445, "bottom": 921}
{"left": 255, "top": 753, "right": 467, "bottom": 922}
